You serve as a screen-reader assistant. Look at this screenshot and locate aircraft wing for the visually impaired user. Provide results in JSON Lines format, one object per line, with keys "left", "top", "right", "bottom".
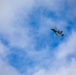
{"left": 55, "top": 32, "right": 59, "bottom": 36}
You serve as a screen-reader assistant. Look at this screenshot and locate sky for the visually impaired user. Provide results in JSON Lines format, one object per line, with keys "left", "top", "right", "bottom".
{"left": 0, "top": 0, "right": 76, "bottom": 75}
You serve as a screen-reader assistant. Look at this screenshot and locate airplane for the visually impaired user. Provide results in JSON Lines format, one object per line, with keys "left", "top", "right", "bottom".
{"left": 51, "top": 27, "right": 64, "bottom": 36}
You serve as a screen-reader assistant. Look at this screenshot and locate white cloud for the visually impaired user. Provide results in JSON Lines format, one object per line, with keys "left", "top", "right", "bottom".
{"left": 0, "top": 0, "right": 75, "bottom": 49}
{"left": 0, "top": 41, "right": 20, "bottom": 75}
{"left": 33, "top": 69, "right": 46, "bottom": 75}
{"left": 37, "top": 0, "right": 66, "bottom": 12}
{"left": 66, "top": 0, "right": 76, "bottom": 20}
{"left": 0, "top": 0, "right": 35, "bottom": 33}
{"left": 32, "top": 30, "right": 76, "bottom": 75}
{"left": 33, "top": 57, "right": 76, "bottom": 75}
{"left": 56, "top": 31, "right": 76, "bottom": 59}
{"left": 0, "top": 41, "right": 9, "bottom": 58}
{"left": 0, "top": 0, "right": 35, "bottom": 20}
{"left": 0, "top": 0, "right": 76, "bottom": 75}
{"left": 0, "top": 0, "right": 36, "bottom": 74}
{"left": 54, "top": 58, "right": 76, "bottom": 75}
{"left": 0, "top": 0, "right": 36, "bottom": 49}
{"left": 31, "top": 26, "right": 76, "bottom": 75}
{"left": 0, "top": 58, "right": 20, "bottom": 75}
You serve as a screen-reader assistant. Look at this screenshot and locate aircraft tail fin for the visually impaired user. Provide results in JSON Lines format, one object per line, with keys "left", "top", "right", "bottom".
{"left": 61, "top": 34, "right": 64, "bottom": 36}
{"left": 60, "top": 31, "right": 63, "bottom": 33}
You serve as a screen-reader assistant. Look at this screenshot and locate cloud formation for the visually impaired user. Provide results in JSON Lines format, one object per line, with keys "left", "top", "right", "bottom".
{"left": 31, "top": 30, "right": 76, "bottom": 75}
{"left": 0, "top": 0, "right": 76, "bottom": 75}
{"left": 0, "top": 58, "right": 20, "bottom": 75}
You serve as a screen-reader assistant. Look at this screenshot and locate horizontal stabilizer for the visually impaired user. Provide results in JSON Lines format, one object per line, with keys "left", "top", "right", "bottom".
{"left": 61, "top": 34, "right": 64, "bottom": 36}
{"left": 60, "top": 31, "right": 63, "bottom": 33}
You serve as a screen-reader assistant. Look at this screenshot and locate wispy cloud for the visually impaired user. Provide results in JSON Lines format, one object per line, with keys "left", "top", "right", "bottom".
{"left": 0, "top": 58, "right": 20, "bottom": 75}
{"left": 0, "top": 0, "right": 76, "bottom": 75}
{"left": 33, "top": 58, "right": 76, "bottom": 75}
{"left": 32, "top": 30, "right": 76, "bottom": 75}
{"left": 56, "top": 30, "right": 76, "bottom": 59}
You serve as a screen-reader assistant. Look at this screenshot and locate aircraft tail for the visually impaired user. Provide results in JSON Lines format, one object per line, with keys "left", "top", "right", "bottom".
{"left": 61, "top": 34, "right": 64, "bottom": 36}
{"left": 60, "top": 31, "right": 63, "bottom": 33}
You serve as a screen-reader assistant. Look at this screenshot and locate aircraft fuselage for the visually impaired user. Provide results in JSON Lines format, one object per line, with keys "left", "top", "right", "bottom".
{"left": 51, "top": 28, "right": 64, "bottom": 36}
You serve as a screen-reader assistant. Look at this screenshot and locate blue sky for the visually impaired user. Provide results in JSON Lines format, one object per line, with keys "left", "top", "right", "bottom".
{"left": 0, "top": 0, "right": 76, "bottom": 75}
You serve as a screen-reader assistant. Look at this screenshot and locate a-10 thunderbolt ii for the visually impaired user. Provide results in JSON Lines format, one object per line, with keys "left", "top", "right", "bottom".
{"left": 51, "top": 27, "right": 64, "bottom": 36}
